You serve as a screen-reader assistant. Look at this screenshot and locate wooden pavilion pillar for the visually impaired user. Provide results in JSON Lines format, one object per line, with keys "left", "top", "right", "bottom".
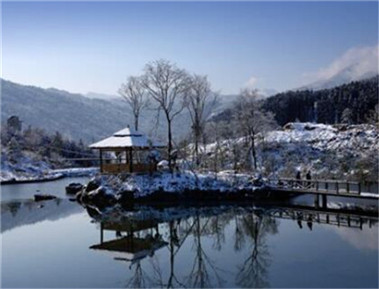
{"left": 99, "top": 149, "right": 103, "bottom": 173}
{"left": 129, "top": 148, "right": 133, "bottom": 173}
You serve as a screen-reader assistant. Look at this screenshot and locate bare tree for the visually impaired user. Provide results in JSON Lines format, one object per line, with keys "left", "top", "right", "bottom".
{"left": 119, "top": 76, "right": 149, "bottom": 131}
{"left": 235, "top": 89, "right": 277, "bottom": 171}
{"left": 141, "top": 59, "right": 191, "bottom": 171}
{"left": 186, "top": 75, "right": 218, "bottom": 166}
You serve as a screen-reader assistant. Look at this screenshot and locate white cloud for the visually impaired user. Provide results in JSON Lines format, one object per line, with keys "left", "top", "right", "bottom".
{"left": 244, "top": 76, "right": 259, "bottom": 89}
{"left": 302, "top": 45, "right": 378, "bottom": 88}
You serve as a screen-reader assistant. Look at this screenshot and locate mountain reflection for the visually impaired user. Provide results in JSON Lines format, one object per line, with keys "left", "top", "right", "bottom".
{"left": 85, "top": 204, "right": 377, "bottom": 288}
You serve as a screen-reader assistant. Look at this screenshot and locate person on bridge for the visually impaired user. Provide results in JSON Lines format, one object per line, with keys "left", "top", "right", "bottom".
{"left": 306, "top": 170, "right": 312, "bottom": 188}
{"left": 296, "top": 170, "right": 302, "bottom": 187}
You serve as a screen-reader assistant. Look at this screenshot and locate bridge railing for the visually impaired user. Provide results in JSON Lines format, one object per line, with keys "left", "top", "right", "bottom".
{"left": 276, "top": 178, "right": 378, "bottom": 195}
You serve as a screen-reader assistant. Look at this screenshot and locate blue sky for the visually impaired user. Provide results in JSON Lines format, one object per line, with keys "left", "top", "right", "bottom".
{"left": 2, "top": 1, "right": 378, "bottom": 95}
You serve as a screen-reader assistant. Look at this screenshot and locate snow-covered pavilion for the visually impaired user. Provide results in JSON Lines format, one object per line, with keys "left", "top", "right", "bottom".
{"left": 89, "top": 126, "right": 165, "bottom": 174}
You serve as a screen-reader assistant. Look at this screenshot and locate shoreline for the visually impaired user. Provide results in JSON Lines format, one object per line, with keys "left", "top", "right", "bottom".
{"left": 0, "top": 174, "right": 65, "bottom": 185}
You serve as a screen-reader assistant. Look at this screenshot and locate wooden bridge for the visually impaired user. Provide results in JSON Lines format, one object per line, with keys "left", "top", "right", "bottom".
{"left": 273, "top": 178, "right": 378, "bottom": 208}
{"left": 259, "top": 203, "right": 378, "bottom": 230}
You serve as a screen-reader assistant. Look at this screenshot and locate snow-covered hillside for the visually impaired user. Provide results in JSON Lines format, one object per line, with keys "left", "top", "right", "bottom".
{"left": 1, "top": 148, "right": 97, "bottom": 182}
{"left": 202, "top": 122, "right": 378, "bottom": 181}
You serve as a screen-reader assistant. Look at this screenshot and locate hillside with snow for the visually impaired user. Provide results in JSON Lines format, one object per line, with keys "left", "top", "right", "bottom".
{"left": 202, "top": 122, "right": 378, "bottom": 181}
{"left": 1, "top": 79, "right": 238, "bottom": 143}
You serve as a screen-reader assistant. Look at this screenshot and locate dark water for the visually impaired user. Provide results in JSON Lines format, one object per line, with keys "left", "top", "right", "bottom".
{"left": 1, "top": 179, "right": 378, "bottom": 288}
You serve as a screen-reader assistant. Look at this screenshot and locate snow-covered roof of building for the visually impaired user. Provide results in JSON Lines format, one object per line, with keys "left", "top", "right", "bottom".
{"left": 89, "top": 126, "right": 165, "bottom": 149}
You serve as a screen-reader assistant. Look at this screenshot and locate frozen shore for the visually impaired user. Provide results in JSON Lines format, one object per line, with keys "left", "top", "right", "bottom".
{"left": 1, "top": 165, "right": 98, "bottom": 184}
{"left": 76, "top": 170, "right": 270, "bottom": 208}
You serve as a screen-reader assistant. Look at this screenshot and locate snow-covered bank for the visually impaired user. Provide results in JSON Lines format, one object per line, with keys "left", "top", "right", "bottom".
{"left": 200, "top": 122, "right": 378, "bottom": 181}
{"left": 77, "top": 171, "right": 268, "bottom": 208}
{"left": 1, "top": 151, "right": 97, "bottom": 184}
{"left": 50, "top": 167, "right": 98, "bottom": 177}
{"left": 1, "top": 152, "right": 63, "bottom": 183}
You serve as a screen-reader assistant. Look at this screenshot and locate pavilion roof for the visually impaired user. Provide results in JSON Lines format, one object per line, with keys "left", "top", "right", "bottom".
{"left": 89, "top": 126, "right": 165, "bottom": 149}
{"left": 90, "top": 237, "right": 168, "bottom": 262}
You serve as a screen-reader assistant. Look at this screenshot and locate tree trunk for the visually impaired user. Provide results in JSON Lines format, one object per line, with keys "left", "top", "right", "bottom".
{"left": 251, "top": 132, "right": 257, "bottom": 170}
{"left": 194, "top": 129, "right": 200, "bottom": 166}
{"left": 167, "top": 118, "right": 173, "bottom": 173}
{"left": 134, "top": 115, "right": 139, "bottom": 131}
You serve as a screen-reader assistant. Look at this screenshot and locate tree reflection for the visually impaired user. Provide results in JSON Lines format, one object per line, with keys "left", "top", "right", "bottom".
{"left": 235, "top": 211, "right": 278, "bottom": 288}
{"left": 166, "top": 220, "right": 187, "bottom": 288}
{"left": 126, "top": 261, "right": 155, "bottom": 288}
{"left": 234, "top": 214, "right": 246, "bottom": 251}
{"left": 185, "top": 212, "right": 226, "bottom": 288}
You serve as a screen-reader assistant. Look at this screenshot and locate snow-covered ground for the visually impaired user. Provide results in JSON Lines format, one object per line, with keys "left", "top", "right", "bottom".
{"left": 199, "top": 122, "right": 378, "bottom": 181}
{"left": 50, "top": 167, "right": 98, "bottom": 177}
{"left": 0, "top": 152, "right": 61, "bottom": 183}
{"left": 1, "top": 149, "right": 97, "bottom": 183}
{"left": 90, "top": 170, "right": 264, "bottom": 199}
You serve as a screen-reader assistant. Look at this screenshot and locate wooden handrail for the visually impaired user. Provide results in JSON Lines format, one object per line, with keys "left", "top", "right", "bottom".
{"left": 278, "top": 178, "right": 363, "bottom": 185}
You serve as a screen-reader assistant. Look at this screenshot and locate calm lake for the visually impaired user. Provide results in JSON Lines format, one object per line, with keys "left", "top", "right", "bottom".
{"left": 1, "top": 178, "right": 378, "bottom": 288}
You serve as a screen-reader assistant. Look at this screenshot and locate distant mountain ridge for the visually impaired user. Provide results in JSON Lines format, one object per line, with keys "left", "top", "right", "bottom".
{"left": 1, "top": 79, "right": 139, "bottom": 143}
{"left": 1, "top": 79, "right": 238, "bottom": 143}
{"left": 300, "top": 68, "right": 377, "bottom": 91}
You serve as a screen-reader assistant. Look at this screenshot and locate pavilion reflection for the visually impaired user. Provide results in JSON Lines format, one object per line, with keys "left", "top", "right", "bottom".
{"left": 85, "top": 203, "right": 377, "bottom": 288}
{"left": 90, "top": 218, "right": 167, "bottom": 265}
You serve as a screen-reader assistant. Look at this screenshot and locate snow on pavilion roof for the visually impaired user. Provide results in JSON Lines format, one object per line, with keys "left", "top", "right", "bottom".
{"left": 89, "top": 127, "right": 165, "bottom": 149}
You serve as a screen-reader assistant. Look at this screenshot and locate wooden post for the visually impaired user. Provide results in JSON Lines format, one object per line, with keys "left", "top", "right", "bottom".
{"left": 325, "top": 182, "right": 328, "bottom": 192}
{"left": 346, "top": 182, "right": 350, "bottom": 193}
{"left": 99, "top": 149, "right": 103, "bottom": 173}
{"left": 314, "top": 194, "right": 320, "bottom": 208}
{"left": 322, "top": 194, "right": 327, "bottom": 209}
{"left": 316, "top": 181, "right": 319, "bottom": 191}
{"left": 100, "top": 222, "right": 104, "bottom": 244}
{"left": 129, "top": 148, "right": 133, "bottom": 173}
{"left": 336, "top": 182, "right": 339, "bottom": 194}
{"left": 358, "top": 183, "right": 361, "bottom": 195}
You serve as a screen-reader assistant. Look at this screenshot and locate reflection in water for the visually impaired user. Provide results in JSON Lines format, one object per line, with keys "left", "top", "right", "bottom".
{"left": 1, "top": 198, "right": 82, "bottom": 232}
{"left": 185, "top": 213, "right": 225, "bottom": 288}
{"left": 83, "top": 204, "right": 379, "bottom": 288}
{"left": 2, "top": 199, "right": 377, "bottom": 288}
{"left": 235, "top": 211, "right": 278, "bottom": 288}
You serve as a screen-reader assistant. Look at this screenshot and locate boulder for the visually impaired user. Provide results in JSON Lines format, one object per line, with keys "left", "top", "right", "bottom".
{"left": 81, "top": 186, "right": 117, "bottom": 210}
{"left": 65, "top": 183, "right": 83, "bottom": 195}
{"left": 85, "top": 179, "right": 101, "bottom": 192}
{"left": 34, "top": 194, "right": 57, "bottom": 202}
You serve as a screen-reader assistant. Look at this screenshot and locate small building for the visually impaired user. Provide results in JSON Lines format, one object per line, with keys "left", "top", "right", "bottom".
{"left": 89, "top": 126, "right": 165, "bottom": 174}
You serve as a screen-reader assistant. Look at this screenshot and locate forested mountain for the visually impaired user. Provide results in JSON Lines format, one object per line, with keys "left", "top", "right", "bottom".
{"left": 0, "top": 79, "right": 194, "bottom": 143}
{"left": 262, "top": 76, "right": 378, "bottom": 125}
{"left": 1, "top": 79, "right": 239, "bottom": 144}
{"left": 1, "top": 79, "right": 131, "bottom": 143}
{"left": 213, "top": 76, "right": 378, "bottom": 126}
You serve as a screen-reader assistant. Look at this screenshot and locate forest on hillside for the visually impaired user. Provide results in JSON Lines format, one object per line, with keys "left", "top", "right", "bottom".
{"left": 1, "top": 117, "right": 97, "bottom": 168}
{"left": 262, "top": 76, "right": 378, "bottom": 125}
{"left": 212, "top": 76, "right": 378, "bottom": 126}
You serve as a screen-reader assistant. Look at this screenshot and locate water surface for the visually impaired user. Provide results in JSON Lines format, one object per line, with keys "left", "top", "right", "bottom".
{"left": 1, "top": 179, "right": 378, "bottom": 288}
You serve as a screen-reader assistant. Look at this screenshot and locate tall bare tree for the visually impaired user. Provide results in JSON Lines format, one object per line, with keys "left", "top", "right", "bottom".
{"left": 187, "top": 75, "right": 218, "bottom": 166}
{"left": 141, "top": 59, "right": 191, "bottom": 171}
{"left": 235, "top": 89, "right": 277, "bottom": 171}
{"left": 119, "top": 76, "right": 149, "bottom": 131}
